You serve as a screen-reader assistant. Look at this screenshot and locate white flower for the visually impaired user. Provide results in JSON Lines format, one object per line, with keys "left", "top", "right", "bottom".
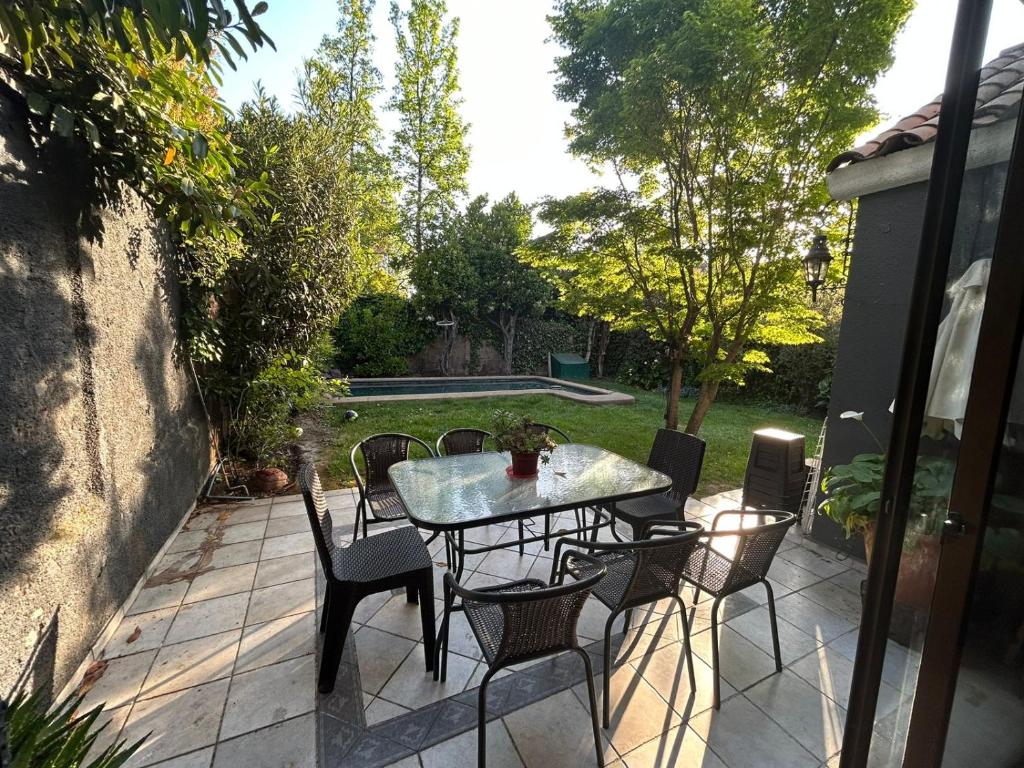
{"left": 840, "top": 410, "right": 864, "bottom": 421}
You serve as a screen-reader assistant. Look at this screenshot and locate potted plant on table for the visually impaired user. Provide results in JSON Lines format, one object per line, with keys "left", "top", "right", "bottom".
{"left": 491, "top": 410, "right": 557, "bottom": 478}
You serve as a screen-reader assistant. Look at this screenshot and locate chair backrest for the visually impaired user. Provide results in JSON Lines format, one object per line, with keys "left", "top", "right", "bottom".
{"left": 623, "top": 523, "right": 704, "bottom": 607}
{"left": 298, "top": 462, "right": 339, "bottom": 578}
{"left": 437, "top": 428, "right": 491, "bottom": 456}
{"left": 717, "top": 510, "right": 795, "bottom": 593}
{"left": 352, "top": 433, "right": 433, "bottom": 496}
{"left": 648, "top": 428, "right": 706, "bottom": 500}
{"left": 530, "top": 422, "right": 572, "bottom": 443}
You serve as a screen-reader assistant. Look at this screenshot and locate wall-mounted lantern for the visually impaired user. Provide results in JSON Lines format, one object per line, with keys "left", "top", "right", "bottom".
{"left": 803, "top": 233, "right": 833, "bottom": 303}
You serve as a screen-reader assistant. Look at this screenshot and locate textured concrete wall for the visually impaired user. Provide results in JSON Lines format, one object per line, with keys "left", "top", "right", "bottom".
{"left": 0, "top": 93, "right": 211, "bottom": 699}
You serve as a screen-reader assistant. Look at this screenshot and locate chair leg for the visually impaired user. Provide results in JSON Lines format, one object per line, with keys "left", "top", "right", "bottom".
{"left": 319, "top": 584, "right": 332, "bottom": 634}
{"left": 574, "top": 649, "right": 604, "bottom": 767}
{"left": 362, "top": 506, "right": 368, "bottom": 539}
{"left": 623, "top": 608, "right": 632, "bottom": 635}
{"left": 517, "top": 520, "right": 525, "bottom": 556}
{"left": 710, "top": 596, "right": 723, "bottom": 709}
{"left": 544, "top": 513, "right": 551, "bottom": 550}
{"left": 418, "top": 573, "right": 436, "bottom": 674}
{"left": 763, "top": 580, "right": 783, "bottom": 672}
{"left": 437, "top": 597, "right": 452, "bottom": 682}
{"left": 602, "top": 611, "right": 620, "bottom": 729}
{"left": 406, "top": 584, "right": 419, "bottom": 604}
{"left": 673, "top": 593, "right": 696, "bottom": 692}
{"left": 477, "top": 666, "right": 498, "bottom": 768}
{"left": 319, "top": 594, "right": 357, "bottom": 694}
{"left": 352, "top": 500, "right": 363, "bottom": 542}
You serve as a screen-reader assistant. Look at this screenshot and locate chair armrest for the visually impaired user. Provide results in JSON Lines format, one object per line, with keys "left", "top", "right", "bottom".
{"left": 639, "top": 518, "right": 703, "bottom": 538}
{"left": 349, "top": 443, "right": 366, "bottom": 496}
{"left": 710, "top": 509, "right": 794, "bottom": 531}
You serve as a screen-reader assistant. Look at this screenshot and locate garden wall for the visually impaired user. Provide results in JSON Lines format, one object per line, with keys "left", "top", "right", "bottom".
{"left": 0, "top": 93, "right": 212, "bottom": 700}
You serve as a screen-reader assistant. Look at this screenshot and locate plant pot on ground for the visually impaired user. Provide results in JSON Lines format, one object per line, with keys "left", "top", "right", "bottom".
{"left": 491, "top": 410, "right": 557, "bottom": 478}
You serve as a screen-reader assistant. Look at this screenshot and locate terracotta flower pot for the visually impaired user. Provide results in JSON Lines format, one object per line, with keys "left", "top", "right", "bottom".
{"left": 250, "top": 467, "right": 288, "bottom": 493}
{"left": 510, "top": 451, "right": 540, "bottom": 478}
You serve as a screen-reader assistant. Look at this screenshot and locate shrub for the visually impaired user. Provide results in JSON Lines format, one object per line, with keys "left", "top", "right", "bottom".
{"left": 510, "top": 316, "right": 588, "bottom": 375}
{"left": 334, "top": 293, "right": 429, "bottom": 377}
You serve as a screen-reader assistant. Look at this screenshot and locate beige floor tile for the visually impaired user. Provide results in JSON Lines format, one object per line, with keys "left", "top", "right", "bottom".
{"left": 164, "top": 593, "right": 249, "bottom": 645}
{"left": 168, "top": 530, "right": 212, "bottom": 555}
{"left": 129, "top": 583, "right": 189, "bottom": 616}
{"left": 574, "top": 670, "right": 683, "bottom": 756}
{"left": 475, "top": 549, "right": 538, "bottom": 580}
{"left": 120, "top": 679, "right": 230, "bottom": 767}
{"left": 775, "top": 546, "right": 849, "bottom": 580}
{"left": 208, "top": 541, "right": 263, "bottom": 569}
{"left": 766, "top": 557, "right": 826, "bottom": 592}
{"left": 797, "top": 579, "right": 864, "bottom": 626}
{"left": 147, "top": 746, "right": 214, "bottom": 768}
{"left": 139, "top": 629, "right": 240, "bottom": 699}
{"left": 219, "top": 521, "right": 269, "bottom": 545}
{"left": 725, "top": 606, "right": 822, "bottom": 664}
{"left": 378, "top": 646, "right": 475, "bottom": 710}
{"left": 365, "top": 594, "right": 439, "bottom": 641}
{"left": 353, "top": 625, "right": 418, "bottom": 694}
{"left": 788, "top": 645, "right": 902, "bottom": 716}
{"left": 364, "top": 696, "right": 411, "bottom": 726}
{"left": 689, "top": 625, "right": 779, "bottom": 692}
{"left": 236, "top": 611, "right": 316, "bottom": 674}
{"left": 212, "top": 713, "right": 315, "bottom": 768}
{"left": 746, "top": 670, "right": 846, "bottom": 761}
{"left": 252, "top": 552, "right": 316, "bottom": 590}
{"left": 688, "top": 695, "right": 819, "bottom": 768}
{"left": 105, "top": 607, "right": 177, "bottom": 658}
{"left": 621, "top": 725, "right": 726, "bottom": 768}
{"left": 630, "top": 642, "right": 736, "bottom": 717}
{"left": 220, "top": 655, "right": 316, "bottom": 740}
{"left": 420, "top": 721, "right": 524, "bottom": 768}
{"left": 183, "top": 563, "right": 257, "bottom": 604}
{"left": 265, "top": 515, "right": 310, "bottom": 538}
{"left": 222, "top": 506, "right": 272, "bottom": 527}
{"left": 83, "top": 704, "right": 132, "bottom": 762}
{"left": 260, "top": 532, "right": 314, "bottom": 560}
{"left": 245, "top": 578, "right": 315, "bottom": 625}
{"left": 268, "top": 499, "right": 307, "bottom": 519}
{"left": 772, "top": 592, "right": 856, "bottom": 643}
{"left": 504, "top": 689, "right": 614, "bottom": 768}
{"left": 78, "top": 650, "right": 158, "bottom": 711}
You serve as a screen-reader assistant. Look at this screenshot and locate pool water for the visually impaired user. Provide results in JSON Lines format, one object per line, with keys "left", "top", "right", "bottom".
{"left": 348, "top": 376, "right": 595, "bottom": 397}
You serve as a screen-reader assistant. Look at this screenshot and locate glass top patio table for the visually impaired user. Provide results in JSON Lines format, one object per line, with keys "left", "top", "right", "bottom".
{"left": 388, "top": 443, "right": 672, "bottom": 532}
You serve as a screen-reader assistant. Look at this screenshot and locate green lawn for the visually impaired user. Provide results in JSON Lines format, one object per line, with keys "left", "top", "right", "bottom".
{"left": 316, "top": 381, "right": 821, "bottom": 497}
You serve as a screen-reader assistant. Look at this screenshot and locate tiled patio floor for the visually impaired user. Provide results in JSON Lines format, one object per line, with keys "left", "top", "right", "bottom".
{"left": 73, "top": 486, "right": 905, "bottom": 768}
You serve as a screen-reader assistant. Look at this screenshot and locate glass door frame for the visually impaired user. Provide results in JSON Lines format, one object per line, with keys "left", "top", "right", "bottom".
{"left": 839, "top": 0, "right": 999, "bottom": 765}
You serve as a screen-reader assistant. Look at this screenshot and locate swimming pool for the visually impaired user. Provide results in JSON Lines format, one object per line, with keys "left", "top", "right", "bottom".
{"left": 338, "top": 376, "right": 633, "bottom": 405}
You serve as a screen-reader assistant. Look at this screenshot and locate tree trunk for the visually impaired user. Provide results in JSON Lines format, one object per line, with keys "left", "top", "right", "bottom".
{"left": 501, "top": 313, "right": 517, "bottom": 375}
{"left": 440, "top": 313, "right": 457, "bottom": 376}
{"left": 584, "top": 318, "right": 595, "bottom": 362}
{"left": 596, "top": 321, "right": 610, "bottom": 378}
{"left": 684, "top": 379, "right": 721, "bottom": 434}
{"left": 664, "top": 351, "right": 684, "bottom": 430}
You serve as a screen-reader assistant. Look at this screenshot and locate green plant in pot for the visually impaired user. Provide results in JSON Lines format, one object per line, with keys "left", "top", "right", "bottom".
{"left": 819, "top": 410, "right": 954, "bottom": 565}
{"left": 491, "top": 410, "right": 557, "bottom": 477}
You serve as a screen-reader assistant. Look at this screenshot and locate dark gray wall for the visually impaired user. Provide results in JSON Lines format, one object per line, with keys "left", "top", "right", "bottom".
{"left": 817, "top": 162, "right": 1008, "bottom": 552}
{"left": 0, "top": 94, "right": 211, "bottom": 699}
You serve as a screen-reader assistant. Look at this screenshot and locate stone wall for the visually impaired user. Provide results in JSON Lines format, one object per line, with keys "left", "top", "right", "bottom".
{"left": 0, "top": 93, "right": 212, "bottom": 699}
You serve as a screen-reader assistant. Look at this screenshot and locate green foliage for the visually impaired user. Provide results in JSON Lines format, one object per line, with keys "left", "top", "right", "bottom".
{"left": 510, "top": 317, "right": 587, "bottom": 375}
{"left": 5, "top": 690, "right": 144, "bottom": 768}
{"left": 490, "top": 410, "right": 557, "bottom": 460}
{"left": 334, "top": 293, "right": 429, "bottom": 377}
{"left": 548, "top": 0, "right": 912, "bottom": 431}
{"left": 726, "top": 328, "right": 839, "bottom": 413}
{"left": 388, "top": 0, "right": 469, "bottom": 260}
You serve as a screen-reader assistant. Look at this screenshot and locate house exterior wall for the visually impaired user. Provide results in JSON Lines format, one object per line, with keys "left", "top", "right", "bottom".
{"left": 0, "top": 93, "right": 212, "bottom": 699}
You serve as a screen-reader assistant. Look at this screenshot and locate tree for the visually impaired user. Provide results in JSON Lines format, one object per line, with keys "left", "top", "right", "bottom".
{"left": 550, "top": 0, "right": 911, "bottom": 431}
{"left": 299, "top": 0, "right": 402, "bottom": 289}
{"left": 388, "top": 0, "right": 469, "bottom": 261}
{"left": 463, "top": 194, "right": 549, "bottom": 374}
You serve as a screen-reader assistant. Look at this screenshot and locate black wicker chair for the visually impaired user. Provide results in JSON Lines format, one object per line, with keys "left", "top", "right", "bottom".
{"left": 350, "top": 433, "right": 434, "bottom": 540}
{"left": 298, "top": 463, "right": 435, "bottom": 694}
{"left": 553, "top": 519, "right": 704, "bottom": 727}
{"left": 606, "top": 429, "right": 706, "bottom": 541}
{"left": 436, "top": 428, "right": 491, "bottom": 456}
{"left": 437, "top": 551, "right": 608, "bottom": 768}
{"left": 681, "top": 509, "right": 796, "bottom": 708}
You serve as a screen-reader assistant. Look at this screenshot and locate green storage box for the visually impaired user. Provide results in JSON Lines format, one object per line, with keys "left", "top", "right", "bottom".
{"left": 550, "top": 352, "right": 590, "bottom": 380}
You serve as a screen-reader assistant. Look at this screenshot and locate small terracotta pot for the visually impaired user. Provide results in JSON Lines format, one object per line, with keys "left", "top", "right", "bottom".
{"left": 250, "top": 467, "right": 288, "bottom": 493}
{"left": 510, "top": 452, "right": 540, "bottom": 477}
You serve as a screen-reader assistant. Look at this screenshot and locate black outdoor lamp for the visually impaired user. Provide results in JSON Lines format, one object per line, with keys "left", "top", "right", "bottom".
{"left": 802, "top": 233, "right": 833, "bottom": 303}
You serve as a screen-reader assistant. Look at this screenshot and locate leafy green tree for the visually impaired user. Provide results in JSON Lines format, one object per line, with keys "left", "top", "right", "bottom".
{"left": 463, "top": 194, "right": 550, "bottom": 374}
{"left": 549, "top": 0, "right": 911, "bottom": 431}
{"left": 388, "top": 0, "right": 469, "bottom": 261}
{"left": 300, "top": 0, "right": 402, "bottom": 289}
{"left": 334, "top": 293, "right": 429, "bottom": 376}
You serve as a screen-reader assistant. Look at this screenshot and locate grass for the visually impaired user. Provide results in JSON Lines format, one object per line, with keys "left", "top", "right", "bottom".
{"left": 315, "top": 380, "right": 821, "bottom": 498}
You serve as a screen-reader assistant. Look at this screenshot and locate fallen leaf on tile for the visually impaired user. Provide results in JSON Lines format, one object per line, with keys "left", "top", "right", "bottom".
{"left": 126, "top": 626, "right": 142, "bottom": 644}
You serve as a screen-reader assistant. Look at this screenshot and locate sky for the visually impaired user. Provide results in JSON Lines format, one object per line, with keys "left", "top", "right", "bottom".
{"left": 218, "top": 0, "right": 1024, "bottom": 207}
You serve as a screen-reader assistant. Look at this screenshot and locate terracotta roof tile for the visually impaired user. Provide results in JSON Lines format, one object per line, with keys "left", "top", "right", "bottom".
{"left": 827, "top": 42, "right": 1024, "bottom": 171}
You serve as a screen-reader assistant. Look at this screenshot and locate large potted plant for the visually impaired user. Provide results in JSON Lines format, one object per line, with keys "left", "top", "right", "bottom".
{"left": 819, "top": 410, "right": 953, "bottom": 608}
{"left": 491, "top": 410, "right": 557, "bottom": 478}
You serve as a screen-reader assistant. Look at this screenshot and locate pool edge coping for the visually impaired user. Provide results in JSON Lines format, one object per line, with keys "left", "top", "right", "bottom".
{"left": 331, "top": 375, "right": 634, "bottom": 406}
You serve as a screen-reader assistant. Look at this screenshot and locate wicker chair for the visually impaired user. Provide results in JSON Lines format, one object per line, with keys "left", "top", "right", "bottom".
{"left": 436, "top": 428, "right": 491, "bottom": 456}
{"left": 606, "top": 429, "right": 706, "bottom": 541}
{"left": 681, "top": 509, "right": 796, "bottom": 708}
{"left": 350, "top": 433, "right": 434, "bottom": 540}
{"left": 437, "top": 551, "right": 608, "bottom": 768}
{"left": 298, "top": 463, "right": 435, "bottom": 693}
{"left": 553, "top": 520, "right": 704, "bottom": 727}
